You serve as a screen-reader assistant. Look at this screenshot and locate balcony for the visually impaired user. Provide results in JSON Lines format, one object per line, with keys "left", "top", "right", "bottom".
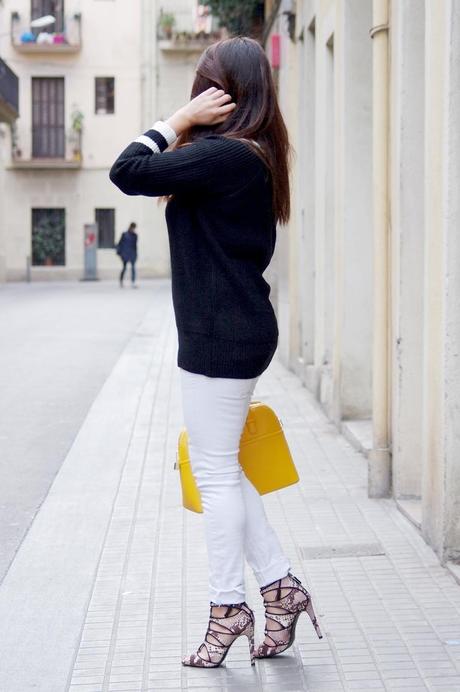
{"left": 158, "top": 31, "right": 221, "bottom": 54}
{"left": 10, "top": 12, "right": 82, "bottom": 54}
{"left": 10, "top": 157, "right": 81, "bottom": 170}
{"left": 0, "top": 58, "right": 19, "bottom": 123}
{"left": 9, "top": 123, "right": 83, "bottom": 170}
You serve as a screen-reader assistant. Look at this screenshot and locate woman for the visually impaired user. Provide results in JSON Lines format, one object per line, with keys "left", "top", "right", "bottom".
{"left": 110, "top": 36, "right": 322, "bottom": 668}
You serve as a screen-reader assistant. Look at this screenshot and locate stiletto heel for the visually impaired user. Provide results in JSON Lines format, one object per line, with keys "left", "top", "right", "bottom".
{"left": 255, "top": 571, "right": 323, "bottom": 658}
{"left": 304, "top": 598, "right": 323, "bottom": 639}
{"left": 246, "top": 622, "right": 256, "bottom": 665}
{"left": 182, "top": 601, "right": 256, "bottom": 668}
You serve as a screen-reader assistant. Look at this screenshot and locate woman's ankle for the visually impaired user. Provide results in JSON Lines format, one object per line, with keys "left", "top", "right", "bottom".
{"left": 210, "top": 601, "right": 246, "bottom": 617}
{"left": 260, "top": 570, "right": 290, "bottom": 592}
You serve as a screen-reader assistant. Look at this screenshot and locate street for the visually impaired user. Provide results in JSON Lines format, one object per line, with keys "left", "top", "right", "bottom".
{"left": 0, "top": 280, "right": 160, "bottom": 581}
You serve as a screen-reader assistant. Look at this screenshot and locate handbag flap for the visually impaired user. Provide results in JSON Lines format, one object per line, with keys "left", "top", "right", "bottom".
{"left": 240, "top": 401, "right": 282, "bottom": 444}
{"left": 177, "top": 428, "right": 189, "bottom": 466}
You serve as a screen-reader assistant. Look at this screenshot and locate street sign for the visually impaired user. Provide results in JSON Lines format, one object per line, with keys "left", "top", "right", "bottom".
{"left": 82, "top": 223, "right": 99, "bottom": 281}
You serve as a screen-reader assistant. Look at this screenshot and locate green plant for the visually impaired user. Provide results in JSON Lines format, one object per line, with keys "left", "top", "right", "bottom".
{"left": 206, "top": 0, "right": 261, "bottom": 37}
{"left": 11, "top": 121, "right": 21, "bottom": 158}
{"left": 32, "top": 214, "right": 65, "bottom": 266}
{"left": 70, "top": 107, "right": 84, "bottom": 133}
{"left": 159, "top": 12, "right": 176, "bottom": 30}
{"left": 173, "top": 30, "right": 219, "bottom": 42}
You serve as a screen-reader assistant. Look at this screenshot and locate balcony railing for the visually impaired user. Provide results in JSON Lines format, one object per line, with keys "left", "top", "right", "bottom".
{"left": 10, "top": 126, "right": 82, "bottom": 169}
{"left": 10, "top": 157, "right": 81, "bottom": 169}
{"left": 158, "top": 31, "right": 221, "bottom": 53}
{"left": 10, "top": 12, "right": 82, "bottom": 53}
{"left": 0, "top": 58, "right": 19, "bottom": 123}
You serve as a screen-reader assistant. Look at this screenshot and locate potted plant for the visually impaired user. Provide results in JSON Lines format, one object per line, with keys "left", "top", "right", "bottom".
{"left": 69, "top": 106, "right": 84, "bottom": 161}
{"left": 11, "top": 122, "right": 22, "bottom": 160}
{"left": 32, "top": 215, "right": 65, "bottom": 266}
{"left": 159, "top": 11, "right": 176, "bottom": 39}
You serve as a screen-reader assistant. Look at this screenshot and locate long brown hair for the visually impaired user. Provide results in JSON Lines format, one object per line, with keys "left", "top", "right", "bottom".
{"left": 170, "top": 36, "right": 291, "bottom": 225}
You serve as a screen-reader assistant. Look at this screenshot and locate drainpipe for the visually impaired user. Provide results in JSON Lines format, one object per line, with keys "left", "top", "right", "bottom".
{"left": 369, "top": 0, "right": 391, "bottom": 497}
{"left": 141, "top": 0, "right": 155, "bottom": 129}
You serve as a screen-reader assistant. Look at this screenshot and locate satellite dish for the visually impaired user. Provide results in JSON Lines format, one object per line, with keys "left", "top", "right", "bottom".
{"left": 30, "top": 15, "right": 56, "bottom": 28}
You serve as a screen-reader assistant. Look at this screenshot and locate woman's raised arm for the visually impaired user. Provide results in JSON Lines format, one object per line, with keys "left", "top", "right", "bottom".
{"left": 109, "top": 88, "right": 241, "bottom": 198}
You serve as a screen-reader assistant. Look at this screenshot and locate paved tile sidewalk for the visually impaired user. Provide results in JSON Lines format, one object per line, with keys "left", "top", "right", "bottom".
{"left": 3, "top": 282, "right": 460, "bottom": 691}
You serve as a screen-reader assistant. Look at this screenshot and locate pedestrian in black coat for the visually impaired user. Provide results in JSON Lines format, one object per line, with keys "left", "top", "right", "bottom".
{"left": 116, "top": 222, "right": 138, "bottom": 288}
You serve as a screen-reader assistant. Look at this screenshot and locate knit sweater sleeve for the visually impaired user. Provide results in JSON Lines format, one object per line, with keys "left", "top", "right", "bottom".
{"left": 109, "top": 121, "right": 260, "bottom": 198}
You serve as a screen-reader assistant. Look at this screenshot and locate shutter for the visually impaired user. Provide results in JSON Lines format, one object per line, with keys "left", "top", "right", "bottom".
{"left": 31, "top": 1, "right": 64, "bottom": 33}
{"left": 95, "top": 78, "right": 115, "bottom": 114}
{"left": 31, "top": 0, "right": 43, "bottom": 22}
{"left": 95, "top": 209, "right": 116, "bottom": 249}
{"left": 32, "top": 77, "right": 65, "bottom": 158}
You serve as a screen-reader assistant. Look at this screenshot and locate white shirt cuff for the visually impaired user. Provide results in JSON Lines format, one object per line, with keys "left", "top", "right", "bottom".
{"left": 152, "top": 120, "right": 178, "bottom": 146}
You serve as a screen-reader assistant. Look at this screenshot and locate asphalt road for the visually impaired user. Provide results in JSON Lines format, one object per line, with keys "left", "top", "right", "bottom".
{"left": 0, "top": 279, "right": 167, "bottom": 583}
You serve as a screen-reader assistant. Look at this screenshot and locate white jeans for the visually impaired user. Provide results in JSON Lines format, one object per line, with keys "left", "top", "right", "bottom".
{"left": 179, "top": 367, "right": 291, "bottom": 605}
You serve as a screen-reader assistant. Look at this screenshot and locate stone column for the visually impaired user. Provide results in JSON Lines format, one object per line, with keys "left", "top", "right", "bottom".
{"left": 313, "top": 5, "right": 337, "bottom": 417}
{"left": 422, "top": 0, "right": 460, "bottom": 562}
{"left": 332, "top": 0, "right": 373, "bottom": 422}
{"left": 390, "top": 0, "right": 425, "bottom": 501}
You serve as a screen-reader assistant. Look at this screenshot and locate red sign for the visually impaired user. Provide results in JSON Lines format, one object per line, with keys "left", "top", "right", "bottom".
{"left": 271, "top": 33, "right": 281, "bottom": 69}
{"left": 85, "top": 232, "right": 96, "bottom": 247}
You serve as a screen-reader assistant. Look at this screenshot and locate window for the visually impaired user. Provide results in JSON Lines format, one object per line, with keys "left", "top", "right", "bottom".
{"left": 32, "top": 208, "right": 66, "bottom": 266}
{"left": 95, "top": 208, "right": 115, "bottom": 248}
{"left": 95, "top": 77, "right": 115, "bottom": 114}
{"left": 32, "top": 77, "right": 65, "bottom": 158}
{"left": 31, "top": 0, "right": 64, "bottom": 34}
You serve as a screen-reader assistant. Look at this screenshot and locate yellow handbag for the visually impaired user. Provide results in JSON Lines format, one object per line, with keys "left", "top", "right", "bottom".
{"left": 175, "top": 400, "right": 299, "bottom": 513}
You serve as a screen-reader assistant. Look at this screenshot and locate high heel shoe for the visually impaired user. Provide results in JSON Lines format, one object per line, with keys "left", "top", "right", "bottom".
{"left": 255, "top": 571, "right": 323, "bottom": 658}
{"left": 182, "top": 601, "right": 255, "bottom": 668}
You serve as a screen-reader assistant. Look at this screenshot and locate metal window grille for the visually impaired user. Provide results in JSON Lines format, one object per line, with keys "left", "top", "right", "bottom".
{"left": 95, "top": 77, "right": 115, "bottom": 114}
{"left": 31, "top": 0, "right": 65, "bottom": 33}
{"left": 0, "top": 58, "right": 19, "bottom": 117}
{"left": 95, "top": 208, "right": 115, "bottom": 249}
{"left": 32, "top": 77, "right": 65, "bottom": 158}
{"left": 31, "top": 208, "right": 66, "bottom": 266}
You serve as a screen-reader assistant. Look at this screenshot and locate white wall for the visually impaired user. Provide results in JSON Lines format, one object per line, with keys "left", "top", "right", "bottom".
{"left": 421, "top": 0, "right": 460, "bottom": 562}
{"left": 390, "top": 0, "right": 425, "bottom": 499}
{"left": 0, "top": 124, "right": 8, "bottom": 282}
{"left": 297, "top": 8, "right": 316, "bottom": 378}
{"left": 313, "top": 4, "right": 336, "bottom": 412}
{"left": 271, "top": 0, "right": 460, "bottom": 563}
{"left": 286, "top": 1, "right": 372, "bottom": 421}
{"left": 337, "top": 0, "right": 372, "bottom": 420}
{"left": 443, "top": 0, "right": 460, "bottom": 561}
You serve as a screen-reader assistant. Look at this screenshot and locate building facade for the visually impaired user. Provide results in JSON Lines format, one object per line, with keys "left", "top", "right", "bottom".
{"left": 0, "top": 54, "right": 19, "bottom": 282}
{"left": 0, "top": 0, "right": 217, "bottom": 281}
{"left": 268, "top": 0, "right": 460, "bottom": 570}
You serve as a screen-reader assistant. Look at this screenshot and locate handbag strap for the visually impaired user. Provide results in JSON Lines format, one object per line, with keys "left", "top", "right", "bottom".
{"left": 245, "top": 406, "right": 257, "bottom": 435}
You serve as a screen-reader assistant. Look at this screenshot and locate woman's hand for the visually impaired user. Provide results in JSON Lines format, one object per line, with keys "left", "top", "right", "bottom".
{"left": 166, "top": 87, "right": 236, "bottom": 136}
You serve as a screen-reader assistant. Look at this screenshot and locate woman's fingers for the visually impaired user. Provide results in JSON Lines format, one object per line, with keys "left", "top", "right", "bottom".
{"left": 198, "top": 88, "right": 234, "bottom": 107}
{"left": 198, "top": 86, "right": 222, "bottom": 100}
{"left": 205, "top": 88, "right": 233, "bottom": 102}
{"left": 213, "top": 93, "right": 233, "bottom": 105}
{"left": 186, "top": 87, "right": 236, "bottom": 125}
{"left": 212, "top": 102, "right": 237, "bottom": 123}
{"left": 217, "top": 101, "right": 237, "bottom": 113}
{"left": 208, "top": 87, "right": 225, "bottom": 98}
{"left": 210, "top": 94, "right": 235, "bottom": 116}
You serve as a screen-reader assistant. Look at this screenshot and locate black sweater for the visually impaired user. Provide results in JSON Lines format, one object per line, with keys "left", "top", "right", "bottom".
{"left": 109, "top": 123, "right": 279, "bottom": 378}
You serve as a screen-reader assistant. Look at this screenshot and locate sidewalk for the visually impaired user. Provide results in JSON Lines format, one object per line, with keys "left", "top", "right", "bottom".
{"left": 1, "top": 284, "right": 460, "bottom": 692}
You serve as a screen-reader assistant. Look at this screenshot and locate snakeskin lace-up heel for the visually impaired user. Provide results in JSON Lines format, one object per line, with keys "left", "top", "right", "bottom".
{"left": 255, "top": 572, "right": 322, "bottom": 658}
{"left": 182, "top": 601, "right": 255, "bottom": 668}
